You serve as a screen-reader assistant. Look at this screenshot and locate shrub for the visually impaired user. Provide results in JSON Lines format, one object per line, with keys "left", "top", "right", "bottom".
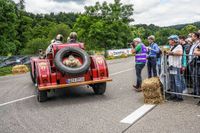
{"left": 120, "top": 53, "right": 128, "bottom": 58}
{"left": 0, "top": 66, "right": 13, "bottom": 76}
{"left": 21, "top": 38, "right": 49, "bottom": 55}
{"left": 106, "top": 55, "right": 115, "bottom": 60}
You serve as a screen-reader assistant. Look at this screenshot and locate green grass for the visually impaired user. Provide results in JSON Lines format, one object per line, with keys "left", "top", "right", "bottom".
{"left": 0, "top": 66, "right": 13, "bottom": 76}
{"left": 106, "top": 54, "right": 134, "bottom": 60}
{"left": 0, "top": 65, "right": 30, "bottom": 77}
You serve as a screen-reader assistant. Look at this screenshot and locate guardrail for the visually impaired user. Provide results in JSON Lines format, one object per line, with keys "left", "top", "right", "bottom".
{"left": 162, "top": 54, "right": 200, "bottom": 103}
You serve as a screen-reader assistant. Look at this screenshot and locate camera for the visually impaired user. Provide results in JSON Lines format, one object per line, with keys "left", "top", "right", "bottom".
{"left": 128, "top": 42, "right": 135, "bottom": 48}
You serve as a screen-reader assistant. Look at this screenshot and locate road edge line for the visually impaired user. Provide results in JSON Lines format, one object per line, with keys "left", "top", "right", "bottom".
{"left": 110, "top": 68, "right": 133, "bottom": 76}
{"left": 0, "top": 68, "right": 133, "bottom": 107}
{"left": 0, "top": 95, "right": 36, "bottom": 107}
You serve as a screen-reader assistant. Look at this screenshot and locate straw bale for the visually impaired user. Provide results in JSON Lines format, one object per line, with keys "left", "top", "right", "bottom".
{"left": 12, "top": 65, "right": 29, "bottom": 75}
{"left": 141, "top": 77, "right": 163, "bottom": 104}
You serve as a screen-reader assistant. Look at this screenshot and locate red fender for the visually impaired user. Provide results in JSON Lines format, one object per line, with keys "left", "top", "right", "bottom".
{"left": 35, "top": 59, "right": 51, "bottom": 87}
{"left": 90, "top": 55, "right": 109, "bottom": 80}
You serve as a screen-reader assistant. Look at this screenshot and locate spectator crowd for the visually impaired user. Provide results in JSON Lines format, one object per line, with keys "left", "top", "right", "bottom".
{"left": 131, "top": 31, "right": 200, "bottom": 105}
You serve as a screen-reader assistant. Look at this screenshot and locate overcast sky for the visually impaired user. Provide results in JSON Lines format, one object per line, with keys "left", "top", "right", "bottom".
{"left": 13, "top": 0, "right": 200, "bottom": 27}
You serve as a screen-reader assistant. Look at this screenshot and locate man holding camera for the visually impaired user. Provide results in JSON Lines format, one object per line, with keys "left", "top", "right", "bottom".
{"left": 167, "top": 35, "right": 183, "bottom": 102}
{"left": 131, "top": 38, "right": 147, "bottom": 92}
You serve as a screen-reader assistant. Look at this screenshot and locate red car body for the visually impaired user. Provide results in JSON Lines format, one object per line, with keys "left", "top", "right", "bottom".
{"left": 30, "top": 43, "right": 112, "bottom": 102}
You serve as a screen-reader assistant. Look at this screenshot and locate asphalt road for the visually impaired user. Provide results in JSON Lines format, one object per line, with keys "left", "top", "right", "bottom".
{"left": 0, "top": 57, "right": 200, "bottom": 133}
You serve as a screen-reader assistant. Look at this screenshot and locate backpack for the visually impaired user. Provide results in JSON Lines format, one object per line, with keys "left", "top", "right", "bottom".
{"left": 156, "top": 47, "right": 162, "bottom": 58}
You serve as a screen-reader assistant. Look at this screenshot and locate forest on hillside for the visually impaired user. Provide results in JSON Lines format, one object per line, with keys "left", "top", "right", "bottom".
{"left": 1, "top": 0, "right": 200, "bottom": 56}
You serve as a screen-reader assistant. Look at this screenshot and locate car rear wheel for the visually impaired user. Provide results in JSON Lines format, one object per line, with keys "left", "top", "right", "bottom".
{"left": 34, "top": 70, "right": 48, "bottom": 102}
{"left": 29, "top": 64, "right": 36, "bottom": 84}
{"left": 37, "top": 90, "right": 48, "bottom": 102}
{"left": 92, "top": 83, "right": 106, "bottom": 95}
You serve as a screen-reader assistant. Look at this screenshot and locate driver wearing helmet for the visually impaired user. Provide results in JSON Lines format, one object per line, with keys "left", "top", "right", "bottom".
{"left": 46, "top": 34, "right": 64, "bottom": 55}
{"left": 68, "top": 32, "right": 78, "bottom": 43}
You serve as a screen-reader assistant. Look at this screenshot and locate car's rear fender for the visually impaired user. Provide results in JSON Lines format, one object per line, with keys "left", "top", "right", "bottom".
{"left": 34, "top": 59, "right": 53, "bottom": 87}
{"left": 90, "top": 55, "right": 109, "bottom": 80}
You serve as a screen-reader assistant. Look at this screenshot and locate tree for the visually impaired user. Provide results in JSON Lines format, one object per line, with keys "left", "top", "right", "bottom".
{"left": 21, "top": 38, "right": 49, "bottom": 55}
{"left": 74, "top": 0, "right": 134, "bottom": 53}
{"left": 85, "top": 0, "right": 134, "bottom": 23}
{"left": 0, "top": 0, "right": 18, "bottom": 55}
{"left": 48, "top": 24, "right": 71, "bottom": 42}
{"left": 0, "top": 38, "right": 17, "bottom": 55}
{"left": 15, "top": 0, "right": 27, "bottom": 54}
{"left": 181, "top": 25, "right": 198, "bottom": 36}
{"left": 2, "top": 0, "right": 200, "bottom": 56}
{"left": 155, "top": 28, "right": 180, "bottom": 45}
{"left": 73, "top": 15, "right": 97, "bottom": 49}
{"left": 17, "top": 0, "right": 25, "bottom": 11}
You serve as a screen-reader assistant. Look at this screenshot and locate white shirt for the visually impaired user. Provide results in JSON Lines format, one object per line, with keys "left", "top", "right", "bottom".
{"left": 46, "top": 41, "right": 62, "bottom": 55}
{"left": 168, "top": 44, "right": 183, "bottom": 68}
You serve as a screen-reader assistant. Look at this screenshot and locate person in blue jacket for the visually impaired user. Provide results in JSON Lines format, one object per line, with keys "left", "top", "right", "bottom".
{"left": 147, "top": 35, "right": 160, "bottom": 78}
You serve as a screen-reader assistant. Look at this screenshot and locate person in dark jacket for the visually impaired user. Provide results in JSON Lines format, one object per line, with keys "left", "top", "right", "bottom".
{"left": 193, "top": 43, "right": 200, "bottom": 106}
{"left": 179, "top": 36, "right": 191, "bottom": 55}
{"left": 189, "top": 32, "right": 200, "bottom": 96}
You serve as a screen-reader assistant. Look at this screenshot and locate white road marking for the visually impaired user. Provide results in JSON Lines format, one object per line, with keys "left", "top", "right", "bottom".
{"left": 0, "top": 68, "right": 133, "bottom": 107}
{"left": 120, "top": 104, "right": 156, "bottom": 124}
{"left": 110, "top": 68, "right": 133, "bottom": 76}
{"left": 0, "top": 73, "right": 28, "bottom": 80}
{"left": 0, "top": 95, "right": 36, "bottom": 107}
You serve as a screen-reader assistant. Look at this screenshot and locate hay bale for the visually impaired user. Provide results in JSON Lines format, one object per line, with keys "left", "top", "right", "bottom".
{"left": 141, "top": 77, "right": 163, "bottom": 104}
{"left": 12, "top": 65, "right": 29, "bottom": 75}
{"left": 144, "top": 97, "right": 163, "bottom": 104}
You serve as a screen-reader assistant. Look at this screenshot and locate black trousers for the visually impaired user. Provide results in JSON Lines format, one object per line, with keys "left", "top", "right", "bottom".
{"left": 147, "top": 57, "right": 157, "bottom": 78}
{"left": 192, "top": 66, "right": 200, "bottom": 95}
{"left": 135, "top": 63, "right": 145, "bottom": 88}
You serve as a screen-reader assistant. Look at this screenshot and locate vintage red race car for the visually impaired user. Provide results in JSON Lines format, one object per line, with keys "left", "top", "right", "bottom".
{"left": 30, "top": 42, "right": 112, "bottom": 102}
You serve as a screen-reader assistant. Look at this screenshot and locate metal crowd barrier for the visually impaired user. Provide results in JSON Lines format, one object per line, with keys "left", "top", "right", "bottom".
{"left": 161, "top": 54, "right": 200, "bottom": 99}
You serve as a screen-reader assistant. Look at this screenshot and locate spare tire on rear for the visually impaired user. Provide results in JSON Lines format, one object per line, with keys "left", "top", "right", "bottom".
{"left": 54, "top": 47, "right": 90, "bottom": 76}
